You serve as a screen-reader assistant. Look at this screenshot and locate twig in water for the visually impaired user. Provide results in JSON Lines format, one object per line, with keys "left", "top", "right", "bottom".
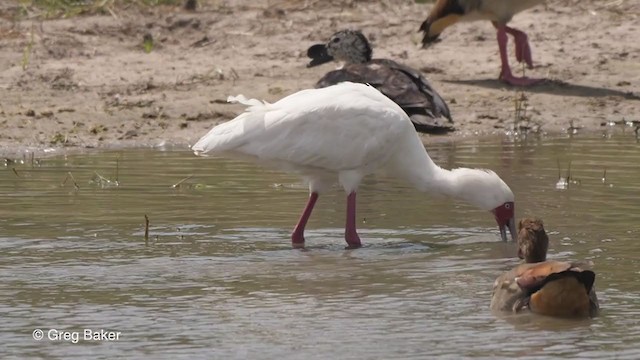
{"left": 144, "top": 215, "right": 150, "bottom": 246}
{"left": 62, "top": 172, "right": 80, "bottom": 190}
{"left": 115, "top": 155, "right": 120, "bottom": 185}
{"left": 70, "top": 172, "right": 80, "bottom": 190}
{"left": 602, "top": 168, "right": 607, "bottom": 184}
{"left": 93, "top": 171, "right": 110, "bottom": 183}
{"left": 12, "top": 168, "right": 20, "bottom": 178}
{"left": 171, "top": 175, "right": 194, "bottom": 188}
{"left": 555, "top": 159, "right": 575, "bottom": 190}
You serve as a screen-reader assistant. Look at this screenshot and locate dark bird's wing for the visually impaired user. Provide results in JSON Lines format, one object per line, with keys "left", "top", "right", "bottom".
{"left": 315, "top": 69, "right": 367, "bottom": 89}
{"left": 371, "top": 59, "right": 452, "bottom": 122}
{"left": 314, "top": 60, "right": 453, "bottom": 134}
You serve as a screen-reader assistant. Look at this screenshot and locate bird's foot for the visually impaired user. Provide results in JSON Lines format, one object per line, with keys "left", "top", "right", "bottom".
{"left": 291, "top": 232, "right": 306, "bottom": 249}
{"left": 292, "top": 242, "right": 306, "bottom": 249}
{"left": 499, "top": 71, "right": 545, "bottom": 87}
{"left": 344, "top": 231, "right": 362, "bottom": 249}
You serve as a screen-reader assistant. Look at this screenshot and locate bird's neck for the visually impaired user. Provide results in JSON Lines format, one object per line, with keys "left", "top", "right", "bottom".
{"left": 525, "top": 251, "right": 547, "bottom": 263}
{"left": 413, "top": 160, "right": 461, "bottom": 199}
{"left": 339, "top": 53, "right": 369, "bottom": 65}
{"left": 393, "top": 134, "right": 462, "bottom": 199}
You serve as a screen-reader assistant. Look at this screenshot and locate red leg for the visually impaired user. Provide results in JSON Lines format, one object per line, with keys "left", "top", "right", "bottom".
{"left": 344, "top": 192, "right": 362, "bottom": 249}
{"left": 291, "top": 192, "right": 319, "bottom": 248}
{"left": 495, "top": 25, "right": 544, "bottom": 86}
{"left": 504, "top": 26, "right": 533, "bottom": 68}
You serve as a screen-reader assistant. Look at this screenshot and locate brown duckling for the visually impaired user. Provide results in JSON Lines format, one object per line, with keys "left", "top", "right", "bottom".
{"left": 490, "top": 217, "right": 599, "bottom": 318}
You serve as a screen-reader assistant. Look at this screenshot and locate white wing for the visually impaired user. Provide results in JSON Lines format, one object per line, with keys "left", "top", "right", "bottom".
{"left": 192, "top": 83, "right": 414, "bottom": 171}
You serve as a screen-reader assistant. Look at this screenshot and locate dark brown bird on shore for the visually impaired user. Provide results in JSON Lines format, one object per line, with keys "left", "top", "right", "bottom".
{"left": 490, "top": 218, "right": 599, "bottom": 318}
{"left": 419, "top": 0, "right": 546, "bottom": 86}
{"left": 306, "top": 30, "right": 454, "bottom": 134}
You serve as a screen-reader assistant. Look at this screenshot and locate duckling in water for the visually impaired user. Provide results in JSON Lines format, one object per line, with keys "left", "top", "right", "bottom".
{"left": 306, "top": 30, "right": 454, "bottom": 134}
{"left": 490, "top": 218, "right": 599, "bottom": 318}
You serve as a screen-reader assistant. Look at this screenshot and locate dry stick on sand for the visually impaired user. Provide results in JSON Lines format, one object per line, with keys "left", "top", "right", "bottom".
{"left": 144, "top": 215, "right": 150, "bottom": 246}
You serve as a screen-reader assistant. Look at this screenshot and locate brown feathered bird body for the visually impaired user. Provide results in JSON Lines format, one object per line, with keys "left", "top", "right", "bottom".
{"left": 490, "top": 218, "right": 599, "bottom": 318}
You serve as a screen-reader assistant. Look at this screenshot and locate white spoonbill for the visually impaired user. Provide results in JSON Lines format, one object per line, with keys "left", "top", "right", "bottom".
{"left": 192, "top": 82, "right": 516, "bottom": 249}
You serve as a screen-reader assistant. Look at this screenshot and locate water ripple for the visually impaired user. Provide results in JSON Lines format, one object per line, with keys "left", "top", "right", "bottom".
{"left": 1, "top": 135, "right": 639, "bottom": 358}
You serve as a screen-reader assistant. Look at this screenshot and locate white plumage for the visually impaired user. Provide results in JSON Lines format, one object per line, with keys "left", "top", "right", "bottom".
{"left": 193, "top": 82, "right": 517, "bottom": 248}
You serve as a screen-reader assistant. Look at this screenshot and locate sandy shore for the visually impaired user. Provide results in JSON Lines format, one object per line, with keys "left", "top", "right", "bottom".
{"left": 1, "top": 0, "right": 638, "bottom": 158}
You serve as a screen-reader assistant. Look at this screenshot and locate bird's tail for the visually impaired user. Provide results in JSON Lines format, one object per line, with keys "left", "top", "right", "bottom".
{"left": 419, "top": 0, "right": 465, "bottom": 47}
{"left": 227, "top": 94, "right": 266, "bottom": 108}
{"left": 191, "top": 95, "right": 269, "bottom": 155}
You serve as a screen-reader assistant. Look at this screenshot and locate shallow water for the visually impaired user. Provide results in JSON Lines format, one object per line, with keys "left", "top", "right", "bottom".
{"left": 1, "top": 133, "right": 639, "bottom": 359}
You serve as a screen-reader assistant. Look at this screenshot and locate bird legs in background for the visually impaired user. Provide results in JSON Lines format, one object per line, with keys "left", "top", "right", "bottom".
{"left": 291, "top": 191, "right": 362, "bottom": 249}
{"left": 493, "top": 22, "right": 544, "bottom": 86}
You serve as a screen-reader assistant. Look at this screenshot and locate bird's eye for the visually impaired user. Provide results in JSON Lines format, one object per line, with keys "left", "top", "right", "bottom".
{"left": 505, "top": 203, "right": 511, "bottom": 209}
{"left": 332, "top": 37, "right": 340, "bottom": 43}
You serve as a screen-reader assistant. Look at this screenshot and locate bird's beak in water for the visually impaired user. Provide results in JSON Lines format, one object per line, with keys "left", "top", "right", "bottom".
{"left": 306, "top": 44, "right": 334, "bottom": 67}
{"left": 499, "top": 217, "right": 517, "bottom": 242}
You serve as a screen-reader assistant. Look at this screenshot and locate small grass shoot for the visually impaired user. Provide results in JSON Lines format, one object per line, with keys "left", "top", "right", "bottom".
{"left": 21, "top": 23, "right": 35, "bottom": 70}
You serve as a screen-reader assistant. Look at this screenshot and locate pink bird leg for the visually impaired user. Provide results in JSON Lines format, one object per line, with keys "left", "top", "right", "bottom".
{"left": 495, "top": 24, "right": 544, "bottom": 86}
{"left": 291, "top": 192, "right": 319, "bottom": 248}
{"left": 345, "top": 192, "right": 362, "bottom": 249}
{"left": 504, "top": 25, "right": 533, "bottom": 68}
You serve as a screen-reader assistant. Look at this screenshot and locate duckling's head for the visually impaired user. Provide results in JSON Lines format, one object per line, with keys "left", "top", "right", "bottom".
{"left": 307, "top": 30, "right": 372, "bottom": 67}
{"left": 517, "top": 217, "right": 549, "bottom": 263}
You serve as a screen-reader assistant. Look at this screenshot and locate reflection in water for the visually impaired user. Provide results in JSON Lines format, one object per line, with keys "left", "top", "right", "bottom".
{"left": 1, "top": 134, "right": 639, "bottom": 359}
